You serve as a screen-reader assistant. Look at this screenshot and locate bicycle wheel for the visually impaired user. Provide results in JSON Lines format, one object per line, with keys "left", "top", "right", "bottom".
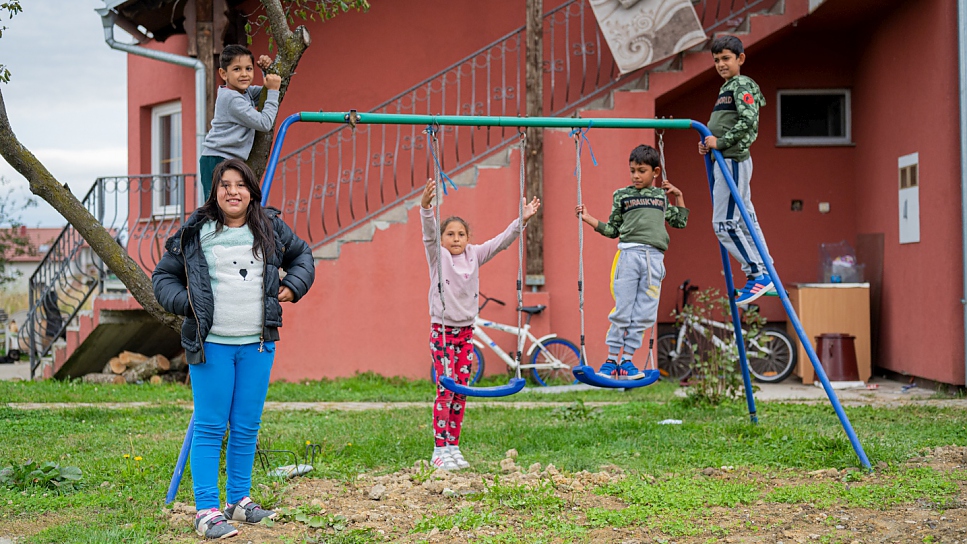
{"left": 656, "top": 333, "right": 694, "bottom": 381}
{"left": 746, "top": 327, "right": 797, "bottom": 383}
{"left": 430, "top": 345, "right": 486, "bottom": 386}
{"left": 530, "top": 338, "right": 582, "bottom": 386}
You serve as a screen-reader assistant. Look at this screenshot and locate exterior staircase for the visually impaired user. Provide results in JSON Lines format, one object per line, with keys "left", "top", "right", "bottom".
{"left": 23, "top": 0, "right": 814, "bottom": 379}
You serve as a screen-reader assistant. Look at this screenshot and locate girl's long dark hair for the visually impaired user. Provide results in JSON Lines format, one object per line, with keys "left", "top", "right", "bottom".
{"left": 198, "top": 158, "right": 275, "bottom": 261}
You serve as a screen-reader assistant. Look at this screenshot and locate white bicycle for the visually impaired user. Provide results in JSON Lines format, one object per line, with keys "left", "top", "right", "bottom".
{"left": 656, "top": 280, "right": 798, "bottom": 384}
{"left": 430, "top": 294, "right": 583, "bottom": 386}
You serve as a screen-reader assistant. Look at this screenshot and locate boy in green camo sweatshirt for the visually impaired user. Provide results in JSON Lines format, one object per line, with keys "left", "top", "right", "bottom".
{"left": 577, "top": 144, "right": 688, "bottom": 379}
{"left": 699, "top": 35, "right": 773, "bottom": 306}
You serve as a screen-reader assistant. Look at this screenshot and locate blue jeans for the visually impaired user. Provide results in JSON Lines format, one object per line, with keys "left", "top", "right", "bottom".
{"left": 189, "top": 341, "right": 274, "bottom": 510}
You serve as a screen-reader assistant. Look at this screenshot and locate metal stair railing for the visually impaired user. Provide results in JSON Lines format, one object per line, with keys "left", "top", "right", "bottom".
{"left": 22, "top": 174, "right": 192, "bottom": 378}
{"left": 267, "top": 0, "right": 779, "bottom": 250}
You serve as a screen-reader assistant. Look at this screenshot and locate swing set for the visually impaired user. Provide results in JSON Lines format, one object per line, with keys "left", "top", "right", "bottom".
{"left": 165, "top": 109, "right": 871, "bottom": 505}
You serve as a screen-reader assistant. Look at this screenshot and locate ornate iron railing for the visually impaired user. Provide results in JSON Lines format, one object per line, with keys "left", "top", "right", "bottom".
{"left": 266, "top": 0, "right": 779, "bottom": 249}
{"left": 23, "top": 174, "right": 192, "bottom": 377}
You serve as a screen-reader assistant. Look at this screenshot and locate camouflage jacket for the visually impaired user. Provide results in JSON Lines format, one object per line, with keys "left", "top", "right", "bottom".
{"left": 707, "top": 75, "right": 766, "bottom": 161}
{"left": 593, "top": 185, "right": 689, "bottom": 252}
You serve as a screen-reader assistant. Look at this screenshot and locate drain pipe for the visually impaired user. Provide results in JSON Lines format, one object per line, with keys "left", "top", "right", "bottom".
{"left": 959, "top": 0, "right": 967, "bottom": 385}
{"left": 95, "top": 7, "right": 205, "bottom": 172}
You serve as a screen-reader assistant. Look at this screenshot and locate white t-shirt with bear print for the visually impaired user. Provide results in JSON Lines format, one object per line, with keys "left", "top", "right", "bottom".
{"left": 200, "top": 221, "right": 264, "bottom": 343}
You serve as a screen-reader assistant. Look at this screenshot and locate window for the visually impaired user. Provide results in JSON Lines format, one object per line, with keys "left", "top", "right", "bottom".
{"left": 151, "top": 102, "right": 182, "bottom": 216}
{"left": 776, "top": 89, "right": 851, "bottom": 146}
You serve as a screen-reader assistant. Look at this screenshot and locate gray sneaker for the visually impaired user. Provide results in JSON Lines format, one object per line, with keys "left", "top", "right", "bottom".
{"left": 194, "top": 508, "right": 239, "bottom": 539}
{"left": 224, "top": 497, "right": 277, "bottom": 524}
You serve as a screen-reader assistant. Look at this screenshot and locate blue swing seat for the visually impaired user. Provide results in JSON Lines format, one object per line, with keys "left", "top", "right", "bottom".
{"left": 439, "top": 376, "right": 526, "bottom": 397}
{"left": 571, "top": 366, "right": 660, "bottom": 389}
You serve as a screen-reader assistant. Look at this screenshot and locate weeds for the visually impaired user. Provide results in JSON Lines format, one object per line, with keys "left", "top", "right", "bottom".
{"left": 0, "top": 459, "right": 82, "bottom": 493}
{"left": 550, "top": 400, "right": 601, "bottom": 422}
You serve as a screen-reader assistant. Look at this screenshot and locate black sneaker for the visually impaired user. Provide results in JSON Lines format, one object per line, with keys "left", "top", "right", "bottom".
{"left": 194, "top": 508, "right": 239, "bottom": 539}
{"left": 224, "top": 497, "right": 277, "bottom": 525}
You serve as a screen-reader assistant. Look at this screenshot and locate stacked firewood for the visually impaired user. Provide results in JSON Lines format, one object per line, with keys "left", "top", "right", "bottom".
{"left": 82, "top": 351, "right": 188, "bottom": 385}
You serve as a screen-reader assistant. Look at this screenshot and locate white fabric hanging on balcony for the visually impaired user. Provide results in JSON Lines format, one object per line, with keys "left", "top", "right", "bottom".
{"left": 590, "top": 0, "right": 707, "bottom": 75}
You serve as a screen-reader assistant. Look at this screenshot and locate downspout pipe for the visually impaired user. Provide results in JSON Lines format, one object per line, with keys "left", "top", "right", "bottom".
{"left": 95, "top": 7, "right": 205, "bottom": 175}
{"left": 959, "top": 0, "right": 967, "bottom": 386}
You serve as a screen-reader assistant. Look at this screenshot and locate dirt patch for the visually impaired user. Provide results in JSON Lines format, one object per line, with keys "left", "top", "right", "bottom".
{"left": 154, "top": 448, "right": 967, "bottom": 543}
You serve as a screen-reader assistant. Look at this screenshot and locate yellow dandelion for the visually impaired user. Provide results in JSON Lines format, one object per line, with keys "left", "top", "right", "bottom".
{"left": 134, "top": 456, "right": 143, "bottom": 461}
{"left": 123, "top": 454, "right": 130, "bottom": 459}
{"left": 347, "top": 442, "right": 352, "bottom": 446}
{"left": 306, "top": 440, "right": 311, "bottom": 445}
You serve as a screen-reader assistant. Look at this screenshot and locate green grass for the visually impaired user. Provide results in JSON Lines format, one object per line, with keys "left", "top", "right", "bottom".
{"left": 0, "top": 371, "right": 679, "bottom": 403}
{"left": 3, "top": 384, "right": 967, "bottom": 542}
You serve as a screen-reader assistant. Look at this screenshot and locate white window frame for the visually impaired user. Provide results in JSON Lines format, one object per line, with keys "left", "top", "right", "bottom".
{"left": 151, "top": 101, "right": 183, "bottom": 217}
{"left": 776, "top": 89, "right": 852, "bottom": 146}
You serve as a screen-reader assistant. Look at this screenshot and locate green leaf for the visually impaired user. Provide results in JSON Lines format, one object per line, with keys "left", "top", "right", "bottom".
{"left": 308, "top": 515, "right": 326, "bottom": 528}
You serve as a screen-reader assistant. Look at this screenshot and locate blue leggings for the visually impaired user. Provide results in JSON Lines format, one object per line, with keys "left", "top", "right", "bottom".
{"left": 189, "top": 341, "right": 275, "bottom": 510}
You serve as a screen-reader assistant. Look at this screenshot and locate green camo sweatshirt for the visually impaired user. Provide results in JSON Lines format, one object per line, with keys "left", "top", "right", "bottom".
{"left": 707, "top": 75, "right": 766, "bottom": 161}
{"left": 593, "top": 186, "right": 689, "bottom": 251}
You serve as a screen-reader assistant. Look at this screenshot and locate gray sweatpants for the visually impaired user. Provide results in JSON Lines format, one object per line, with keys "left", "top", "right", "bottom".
{"left": 606, "top": 244, "right": 665, "bottom": 357}
{"left": 712, "top": 157, "right": 770, "bottom": 277}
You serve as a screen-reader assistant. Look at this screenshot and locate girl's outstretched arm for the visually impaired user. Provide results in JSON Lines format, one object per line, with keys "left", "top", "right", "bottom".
{"left": 476, "top": 196, "right": 541, "bottom": 265}
{"left": 420, "top": 179, "right": 441, "bottom": 267}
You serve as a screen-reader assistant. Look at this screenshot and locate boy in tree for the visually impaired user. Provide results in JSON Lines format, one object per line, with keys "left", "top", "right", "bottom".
{"left": 199, "top": 45, "right": 281, "bottom": 199}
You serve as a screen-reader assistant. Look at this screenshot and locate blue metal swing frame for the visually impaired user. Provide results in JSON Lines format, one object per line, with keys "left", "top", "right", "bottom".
{"left": 165, "top": 111, "right": 872, "bottom": 504}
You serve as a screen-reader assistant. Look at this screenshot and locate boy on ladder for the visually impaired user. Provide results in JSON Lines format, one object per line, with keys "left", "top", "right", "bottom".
{"left": 698, "top": 35, "right": 773, "bottom": 305}
{"left": 577, "top": 144, "right": 688, "bottom": 379}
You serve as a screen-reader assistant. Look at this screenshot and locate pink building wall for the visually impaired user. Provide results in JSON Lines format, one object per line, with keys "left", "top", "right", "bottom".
{"left": 123, "top": 0, "right": 967, "bottom": 384}
{"left": 851, "top": 0, "right": 964, "bottom": 384}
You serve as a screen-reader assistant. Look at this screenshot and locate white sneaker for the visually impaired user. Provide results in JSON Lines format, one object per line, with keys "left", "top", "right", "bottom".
{"left": 447, "top": 446, "right": 470, "bottom": 470}
{"left": 430, "top": 452, "right": 459, "bottom": 471}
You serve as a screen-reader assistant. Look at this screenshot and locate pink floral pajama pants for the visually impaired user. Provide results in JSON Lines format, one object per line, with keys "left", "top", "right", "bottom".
{"left": 430, "top": 324, "right": 474, "bottom": 447}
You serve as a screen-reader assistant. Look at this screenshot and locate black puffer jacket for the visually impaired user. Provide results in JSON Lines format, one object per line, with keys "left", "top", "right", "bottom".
{"left": 152, "top": 208, "right": 315, "bottom": 364}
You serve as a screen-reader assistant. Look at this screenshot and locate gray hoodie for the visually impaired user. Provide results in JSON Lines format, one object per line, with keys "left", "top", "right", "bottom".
{"left": 201, "top": 85, "right": 280, "bottom": 160}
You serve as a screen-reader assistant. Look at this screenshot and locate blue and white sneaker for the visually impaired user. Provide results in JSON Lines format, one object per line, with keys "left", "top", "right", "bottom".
{"left": 618, "top": 360, "right": 644, "bottom": 380}
{"left": 597, "top": 359, "right": 618, "bottom": 378}
{"left": 224, "top": 497, "right": 277, "bottom": 525}
{"left": 735, "top": 274, "right": 776, "bottom": 306}
{"left": 195, "top": 508, "right": 239, "bottom": 539}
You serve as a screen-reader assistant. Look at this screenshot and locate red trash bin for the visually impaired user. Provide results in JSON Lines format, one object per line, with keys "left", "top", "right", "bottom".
{"left": 815, "top": 333, "right": 859, "bottom": 381}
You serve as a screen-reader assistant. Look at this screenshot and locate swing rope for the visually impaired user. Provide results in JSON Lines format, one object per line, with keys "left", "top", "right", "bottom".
{"left": 514, "top": 131, "right": 526, "bottom": 380}
{"left": 571, "top": 128, "right": 589, "bottom": 366}
{"left": 657, "top": 129, "right": 668, "bottom": 183}
{"left": 425, "top": 125, "right": 452, "bottom": 382}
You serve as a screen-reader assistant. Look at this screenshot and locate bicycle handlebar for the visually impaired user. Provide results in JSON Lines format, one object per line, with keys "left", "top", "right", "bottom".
{"left": 478, "top": 294, "right": 506, "bottom": 311}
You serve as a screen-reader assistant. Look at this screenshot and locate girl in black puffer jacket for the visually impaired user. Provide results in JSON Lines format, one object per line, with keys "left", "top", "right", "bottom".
{"left": 153, "top": 158, "right": 314, "bottom": 539}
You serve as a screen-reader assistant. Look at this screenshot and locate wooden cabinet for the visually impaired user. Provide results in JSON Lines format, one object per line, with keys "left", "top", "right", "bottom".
{"left": 786, "top": 283, "right": 871, "bottom": 384}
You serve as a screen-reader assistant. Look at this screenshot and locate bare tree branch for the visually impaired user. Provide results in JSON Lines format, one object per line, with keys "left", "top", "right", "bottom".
{"left": 0, "top": 87, "right": 183, "bottom": 332}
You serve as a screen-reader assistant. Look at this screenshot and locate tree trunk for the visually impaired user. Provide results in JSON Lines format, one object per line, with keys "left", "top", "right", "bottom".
{"left": 118, "top": 350, "right": 149, "bottom": 368}
{"left": 105, "top": 357, "right": 126, "bottom": 375}
{"left": 525, "top": 0, "right": 544, "bottom": 287}
{"left": 122, "top": 355, "right": 169, "bottom": 383}
{"left": 247, "top": 0, "right": 313, "bottom": 182}
{"left": 83, "top": 373, "right": 127, "bottom": 385}
{"left": 0, "top": 89, "right": 183, "bottom": 333}
{"left": 169, "top": 352, "right": 187, "bottom": 371}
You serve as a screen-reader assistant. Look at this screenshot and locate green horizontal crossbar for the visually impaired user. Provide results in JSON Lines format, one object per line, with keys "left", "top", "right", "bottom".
{"left": 298, "top": 111, "right": 694, "bottom": 130}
